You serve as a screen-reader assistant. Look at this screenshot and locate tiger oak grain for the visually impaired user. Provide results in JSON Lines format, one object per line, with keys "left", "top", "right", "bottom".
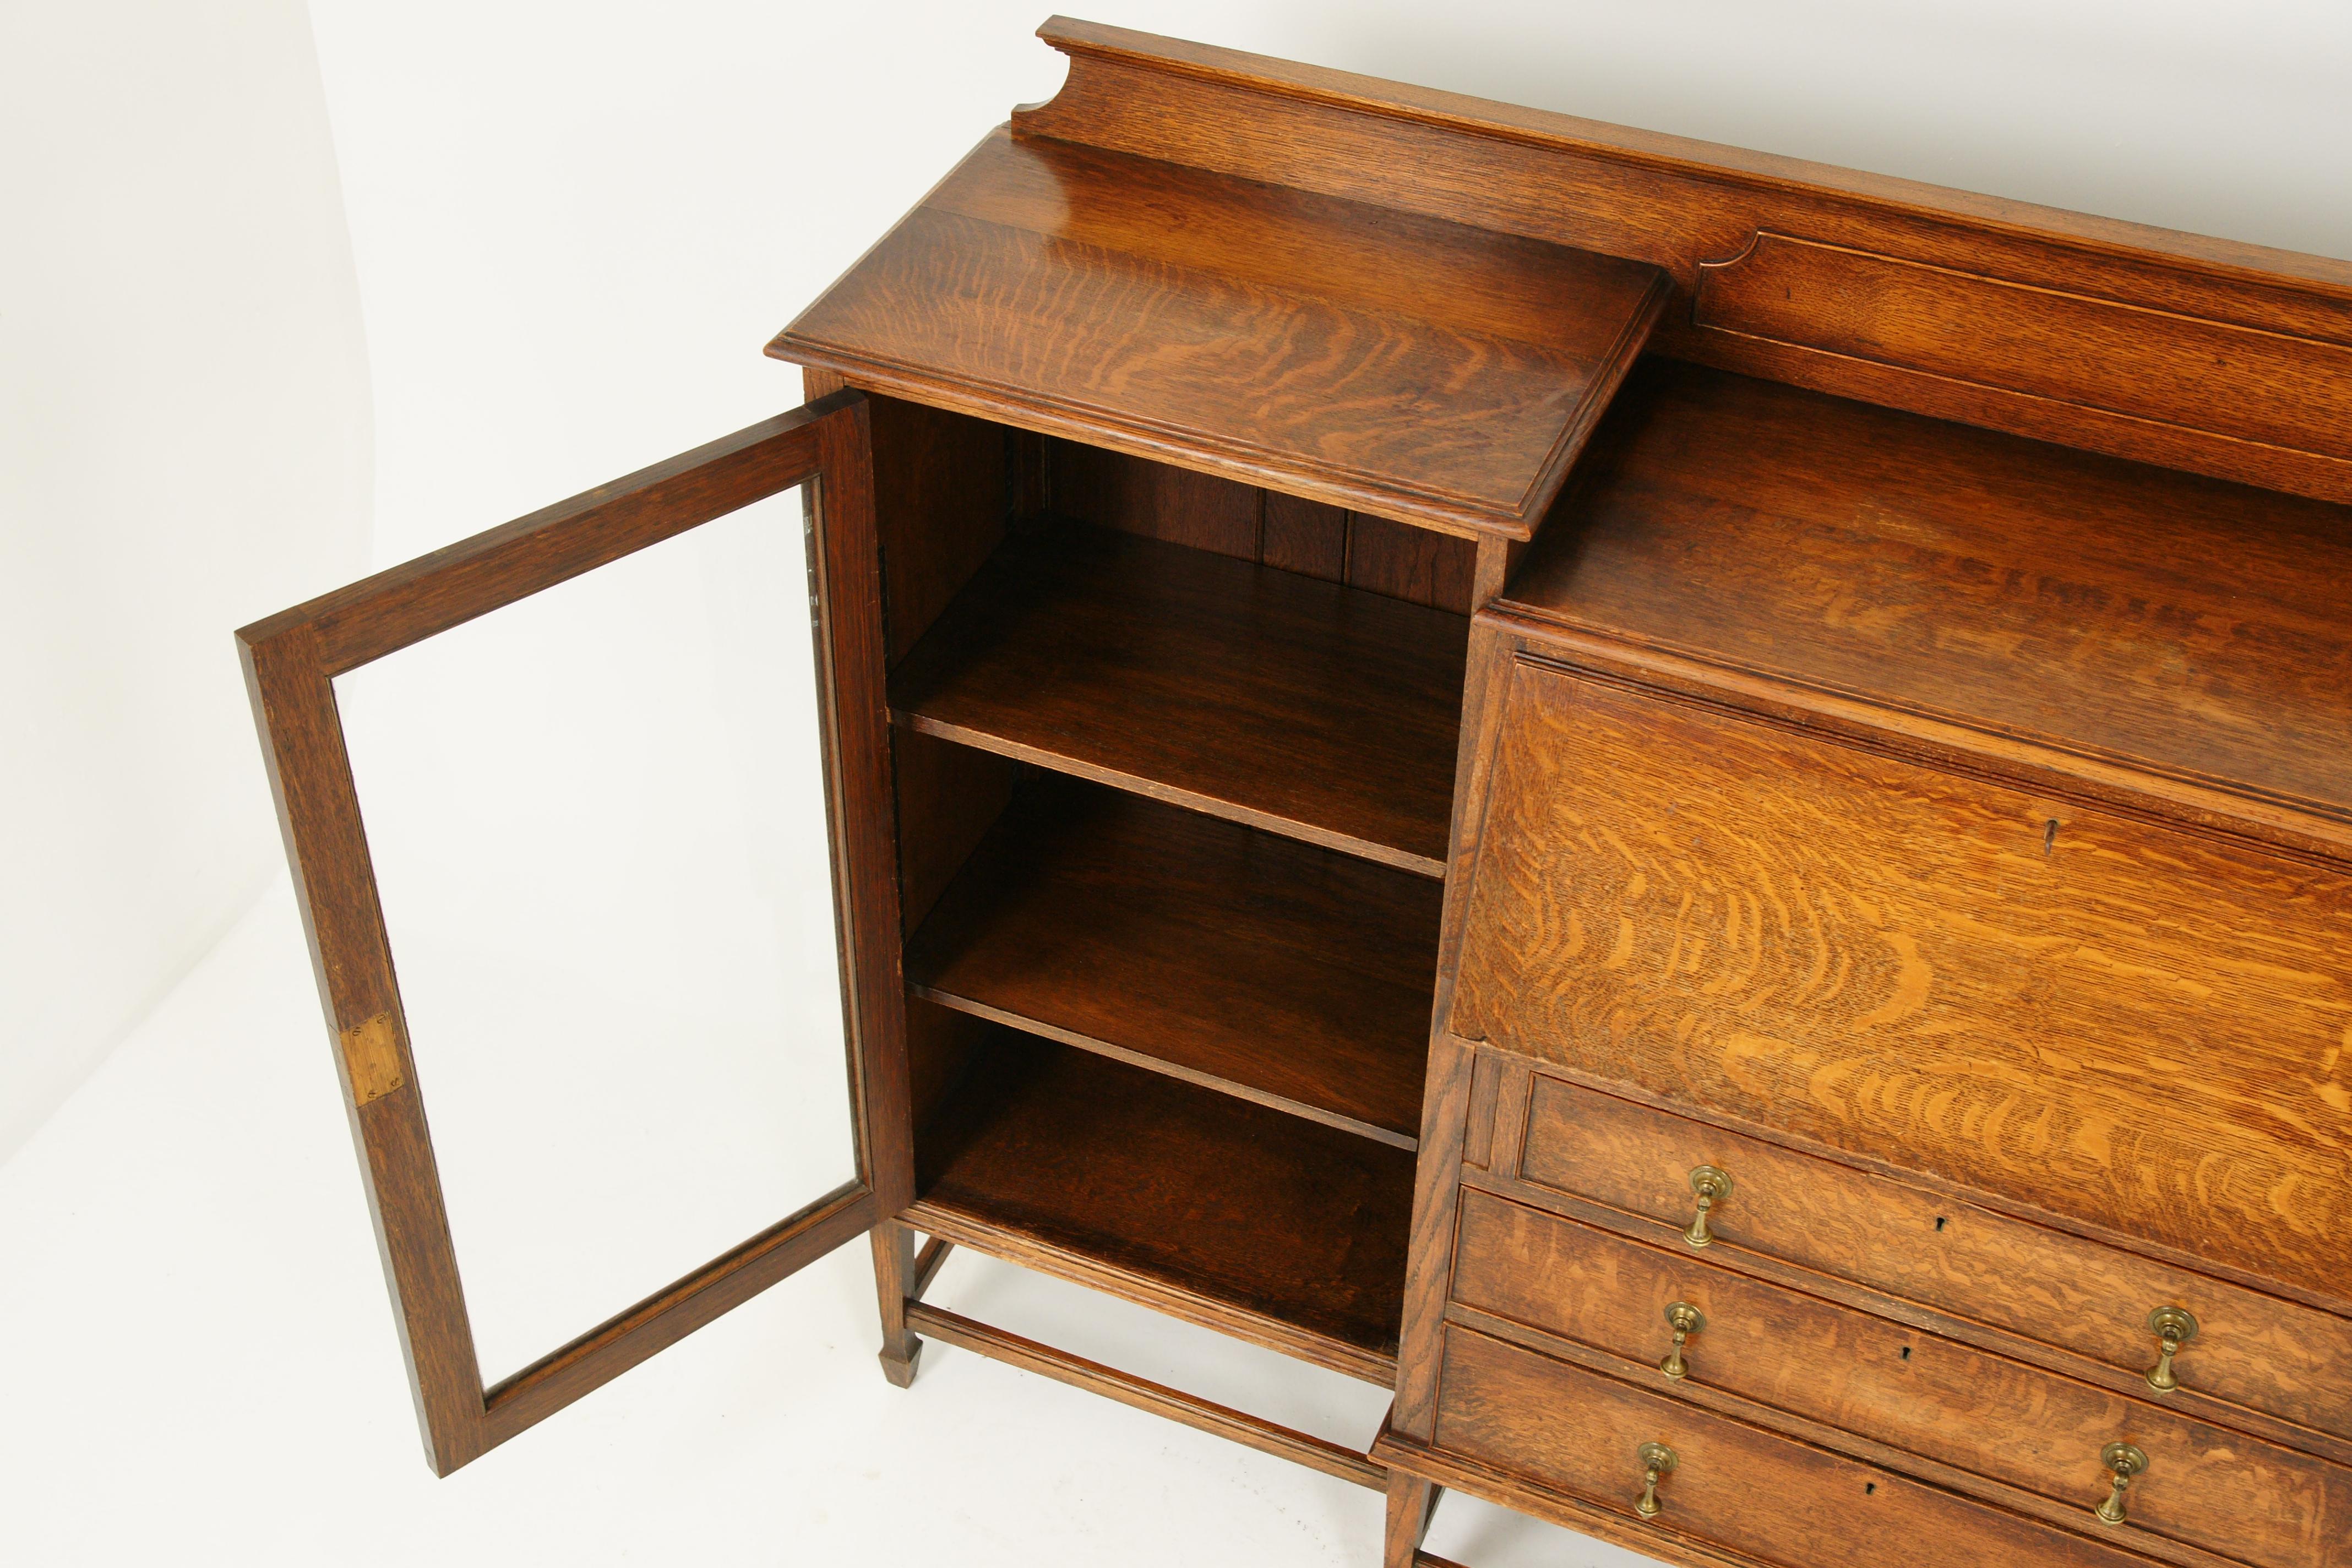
{"left": 1434, "top": 1326, "right": 2165, "bottom": 1568}
{"left": 1451, "top": 660, "right": 2352, "bottom": 1308}
{"left": 1452, "top": 1188, "right": 2352, "bottom": 1568}
{"left": 1502, "top": 1074, "right": 2352, "bottom": 1451}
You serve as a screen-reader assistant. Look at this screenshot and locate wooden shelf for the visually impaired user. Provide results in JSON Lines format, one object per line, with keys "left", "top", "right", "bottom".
{"left": 772, "top": 127, "right": 1669, "bottom": 540}
{"left": 1503, "top": 358, "right": 2352, "bottom": 850}
{"left": 910, "top": 1030, "right": 1414, "bottom": 1379}
{"left": 889, "top": 523, "right": 1467, "bottom": 876}
{"left": 907, "top": 777, "right": 1441, "bottom": 1148}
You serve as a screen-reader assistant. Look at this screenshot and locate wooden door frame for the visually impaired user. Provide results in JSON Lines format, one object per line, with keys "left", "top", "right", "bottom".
{"left": 236, "top": 390, "right": 911, "bottom": 1474}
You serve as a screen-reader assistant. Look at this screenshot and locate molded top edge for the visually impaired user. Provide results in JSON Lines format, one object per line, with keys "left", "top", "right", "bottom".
{"left": 1031, "top": 14, "right": 2352, "bottom": 301}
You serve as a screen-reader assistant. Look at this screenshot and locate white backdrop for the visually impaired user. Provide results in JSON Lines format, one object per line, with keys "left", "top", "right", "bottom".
{"left": 4, "top": 3, "right": 2350, "bottom": 1565}
{"left": 0, "top": 0, "right": 371, "bottom": 1163}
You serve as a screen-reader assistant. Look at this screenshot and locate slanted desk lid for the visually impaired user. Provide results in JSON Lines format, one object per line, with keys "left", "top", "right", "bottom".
{"left": 769, "top": 128, "right": 1668, "bottom": 541}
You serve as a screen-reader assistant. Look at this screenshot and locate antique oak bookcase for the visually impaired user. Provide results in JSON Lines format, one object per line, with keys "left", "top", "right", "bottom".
{"left": 239, "top": 17, "right": 2352, "bottom": 1568}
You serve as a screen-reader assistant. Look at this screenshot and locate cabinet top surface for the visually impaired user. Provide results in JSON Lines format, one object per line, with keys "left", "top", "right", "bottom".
{"left": 769, "top": 128, "right": 1667, "bottom": 539}
{"left": 1496, "top": 358, "right": 2352, "bottom": 834}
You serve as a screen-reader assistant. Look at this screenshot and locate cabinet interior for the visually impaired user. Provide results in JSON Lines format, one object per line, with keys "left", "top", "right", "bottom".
{"left": 868, "top": 395, "right": 1480, "bottom": 1378}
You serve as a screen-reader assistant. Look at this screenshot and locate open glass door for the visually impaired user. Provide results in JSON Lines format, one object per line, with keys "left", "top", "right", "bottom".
{"left": 236, "top": 391, "right": 908, "bottom": 1476}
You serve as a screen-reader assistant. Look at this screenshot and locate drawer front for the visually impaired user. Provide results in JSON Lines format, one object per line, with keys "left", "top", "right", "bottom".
{"left": 1508, "top": 1075, "right": 2352, "bottom": 1451}
{"left": 1433, "top": 1324, "right": 2162, "bottom": 1568}
{"left": 1453, "top": 1185, "right": 2352, "bottom": 1568}
{"left": 1449, "top": 657, "right": 2352, "bottom": 1308}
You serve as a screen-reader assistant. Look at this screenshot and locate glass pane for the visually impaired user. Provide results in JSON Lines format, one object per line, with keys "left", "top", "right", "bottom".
{"left": 334, "top": 487, "right": 856, "bottom": 1384}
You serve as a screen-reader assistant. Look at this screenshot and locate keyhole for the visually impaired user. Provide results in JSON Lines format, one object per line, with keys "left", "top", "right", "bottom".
{"left": 1934, "top": 1216, "right": 1948, "bottom": 1232}
{"left": 1865, "top": 1483, "right": 1877, "bottom": 1495}
{"left": 1899, "top": 1346, "right": 1912, "bottom": 1362}
{"left": 2043, "top": 819, "right": 2060, "bottom": 857}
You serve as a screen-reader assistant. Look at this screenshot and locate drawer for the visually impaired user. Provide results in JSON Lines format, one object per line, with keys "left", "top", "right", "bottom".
{"left": 1432, "top": 1323, "right": 2165, "bottom": 1568}
{"left": 1452, "top": 1185, "right": 2352, "bottom": 1568}
{"left": 1447, "top": 657, "right": 2352, "bottom": 1310}
{"left": 1503, "top": 1074, "right": 2352, "bottom": 1456}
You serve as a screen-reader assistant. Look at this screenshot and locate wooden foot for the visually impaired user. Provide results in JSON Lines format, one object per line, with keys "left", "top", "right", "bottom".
{"left": 1383, "top": 1470, "right": 1440, "bottom": 1568}
{"left": 878, "top": 1340, "right": 924, "bottom": 1388}
{"left": 869, "top": 1220, "right": 923, "bottom": 1388}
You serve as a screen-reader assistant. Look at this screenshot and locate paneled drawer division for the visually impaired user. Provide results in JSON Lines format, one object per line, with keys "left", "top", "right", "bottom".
{"left": 1451, "top": 1185, "right": 2351, "bottom": 1568}
{"left": 1430, "top": 1324, "right": 2168, "bottom": 1568}
{"left": 1447, "top": 657, "right": 2352, "bottom": 1310}
{"left": 1497, "top": 1073, "right": 2352, "bottom": 1458}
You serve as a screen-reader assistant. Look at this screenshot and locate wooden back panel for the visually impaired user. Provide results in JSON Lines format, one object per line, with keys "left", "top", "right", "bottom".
{"left": 1046, "top": 439, "right": 1479, "bottom": 616}
{"left": 1022, "top": 17, "right": 2352, "bottom": 507}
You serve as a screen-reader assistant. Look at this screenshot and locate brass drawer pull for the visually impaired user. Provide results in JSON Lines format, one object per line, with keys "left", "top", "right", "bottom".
{"left": 1684, "top": 1165, "right": 1732, "bottom": 1247}
{"left": 1660, "top": 1302, "right": 1706, "bottom": 1380}
{"left": 2144, "top": 1306, "right": 2198, "bottom": 1392}
{"left": 2095, "top": 1442, "right": 2149, "bottom": 1525}
{"left": 1635, "top": 1442, "right": 1678, "bottom": 1518}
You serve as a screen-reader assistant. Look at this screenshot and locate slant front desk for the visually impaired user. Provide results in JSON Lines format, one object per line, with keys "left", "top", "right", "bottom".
{"left": 239, "top": 18, "right": 2352, "bottom": 1568}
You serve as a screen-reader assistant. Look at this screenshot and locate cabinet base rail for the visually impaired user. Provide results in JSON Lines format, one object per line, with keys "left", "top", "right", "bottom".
{"left": 903, "top": 1299, "right": 1387, "bottom": 1490}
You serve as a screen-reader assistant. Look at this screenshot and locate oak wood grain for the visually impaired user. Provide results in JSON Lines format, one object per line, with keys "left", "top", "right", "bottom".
{"left": 1347, "top": 514, "right": 1477, "bottom": 617}
{"left": 906, "top": 776, "right": 1441, "bottom": 1147}
{"left": 1384, "top": 1469, "right": 1440, "bottom": 1568}
{"left": 1025, "top": 18, "right": 2352, "bottom": 297}
{"left": 910, "top": 1234, "right": 953, "bottom": 1302}
{"left": 240, "top": 405, "right": 835, "bottom": 676}
{"left": 483, "top": 1183, "right": 879, "bottom": 1443}
{"left": 889, "top": 726, "right": 1018, "bottom": 938}
{"left": 1453, "top": 1188, "right": 2351, "bottom": 1568}
{"left": 870, "top": 1218, "right": 924, "bottom": 1387}
{"left": 1019, "top": 18, "right": 2352, "bottom": 505}
{"left": 1449, "top": 1297, "right": 2250, "bottom": 1568}
{"left": 1695, "top": 234, "right": 2352, "bottom": 467}
{"left": 1391, "top": 1035, "right": 1477, "bottom": 1447}
{"left": 1462, "top": 1052, "right": 1502, "bottom": 1173}
{"left": 772, "top": 128, "right": 1670, "bottom": 538}
{"left": 1261, "top": 490, "right": 1349, "bottom": 581}
{"left": 1047, "top": 435, "right": 1261, "bottom": 559}
{"left": 914, "top": 1030, "right": 1415, "bottom": 1368}
{"left": 906, "top": 1302, "right": 1385, "bottom": 1489}
{"left": 907, "top": 1194, "right": 1396, "bottom": 1386}
{"left": 1047, "top": 438, "right": 1480, "bottom": 613}
{"left": 1434, "top": 1326, "right": 2164, "bottom": 1568}
{"left": 889, "top": 521, "right": 1467, "bottom": 874}
{"left": 805, "top": 399, "right": 918, "bottom": 1219}
{"left": 1502, "top": 360, "right": 2352, "bottom": 836}
{"left": 1450, "top": 660, "right": 2352, "bottom": 1309}
{"left": 1376, "top": 1424, "right": 1763, "bottom": 1568}
{"left": 901, "top": 995, "right": 998, "bottom": 1182}
{"left": 240, "top": 622, "right": 483, "bottom": 1472}
{"left": 1503, "top": 1076, "right": 2352, "bottom": 1454}
{"left": 1390, "top": 619, "right": 1524, "bottom": 1447}
{"left": 865, "top": 393, "right": 1009, "bottom": 665}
